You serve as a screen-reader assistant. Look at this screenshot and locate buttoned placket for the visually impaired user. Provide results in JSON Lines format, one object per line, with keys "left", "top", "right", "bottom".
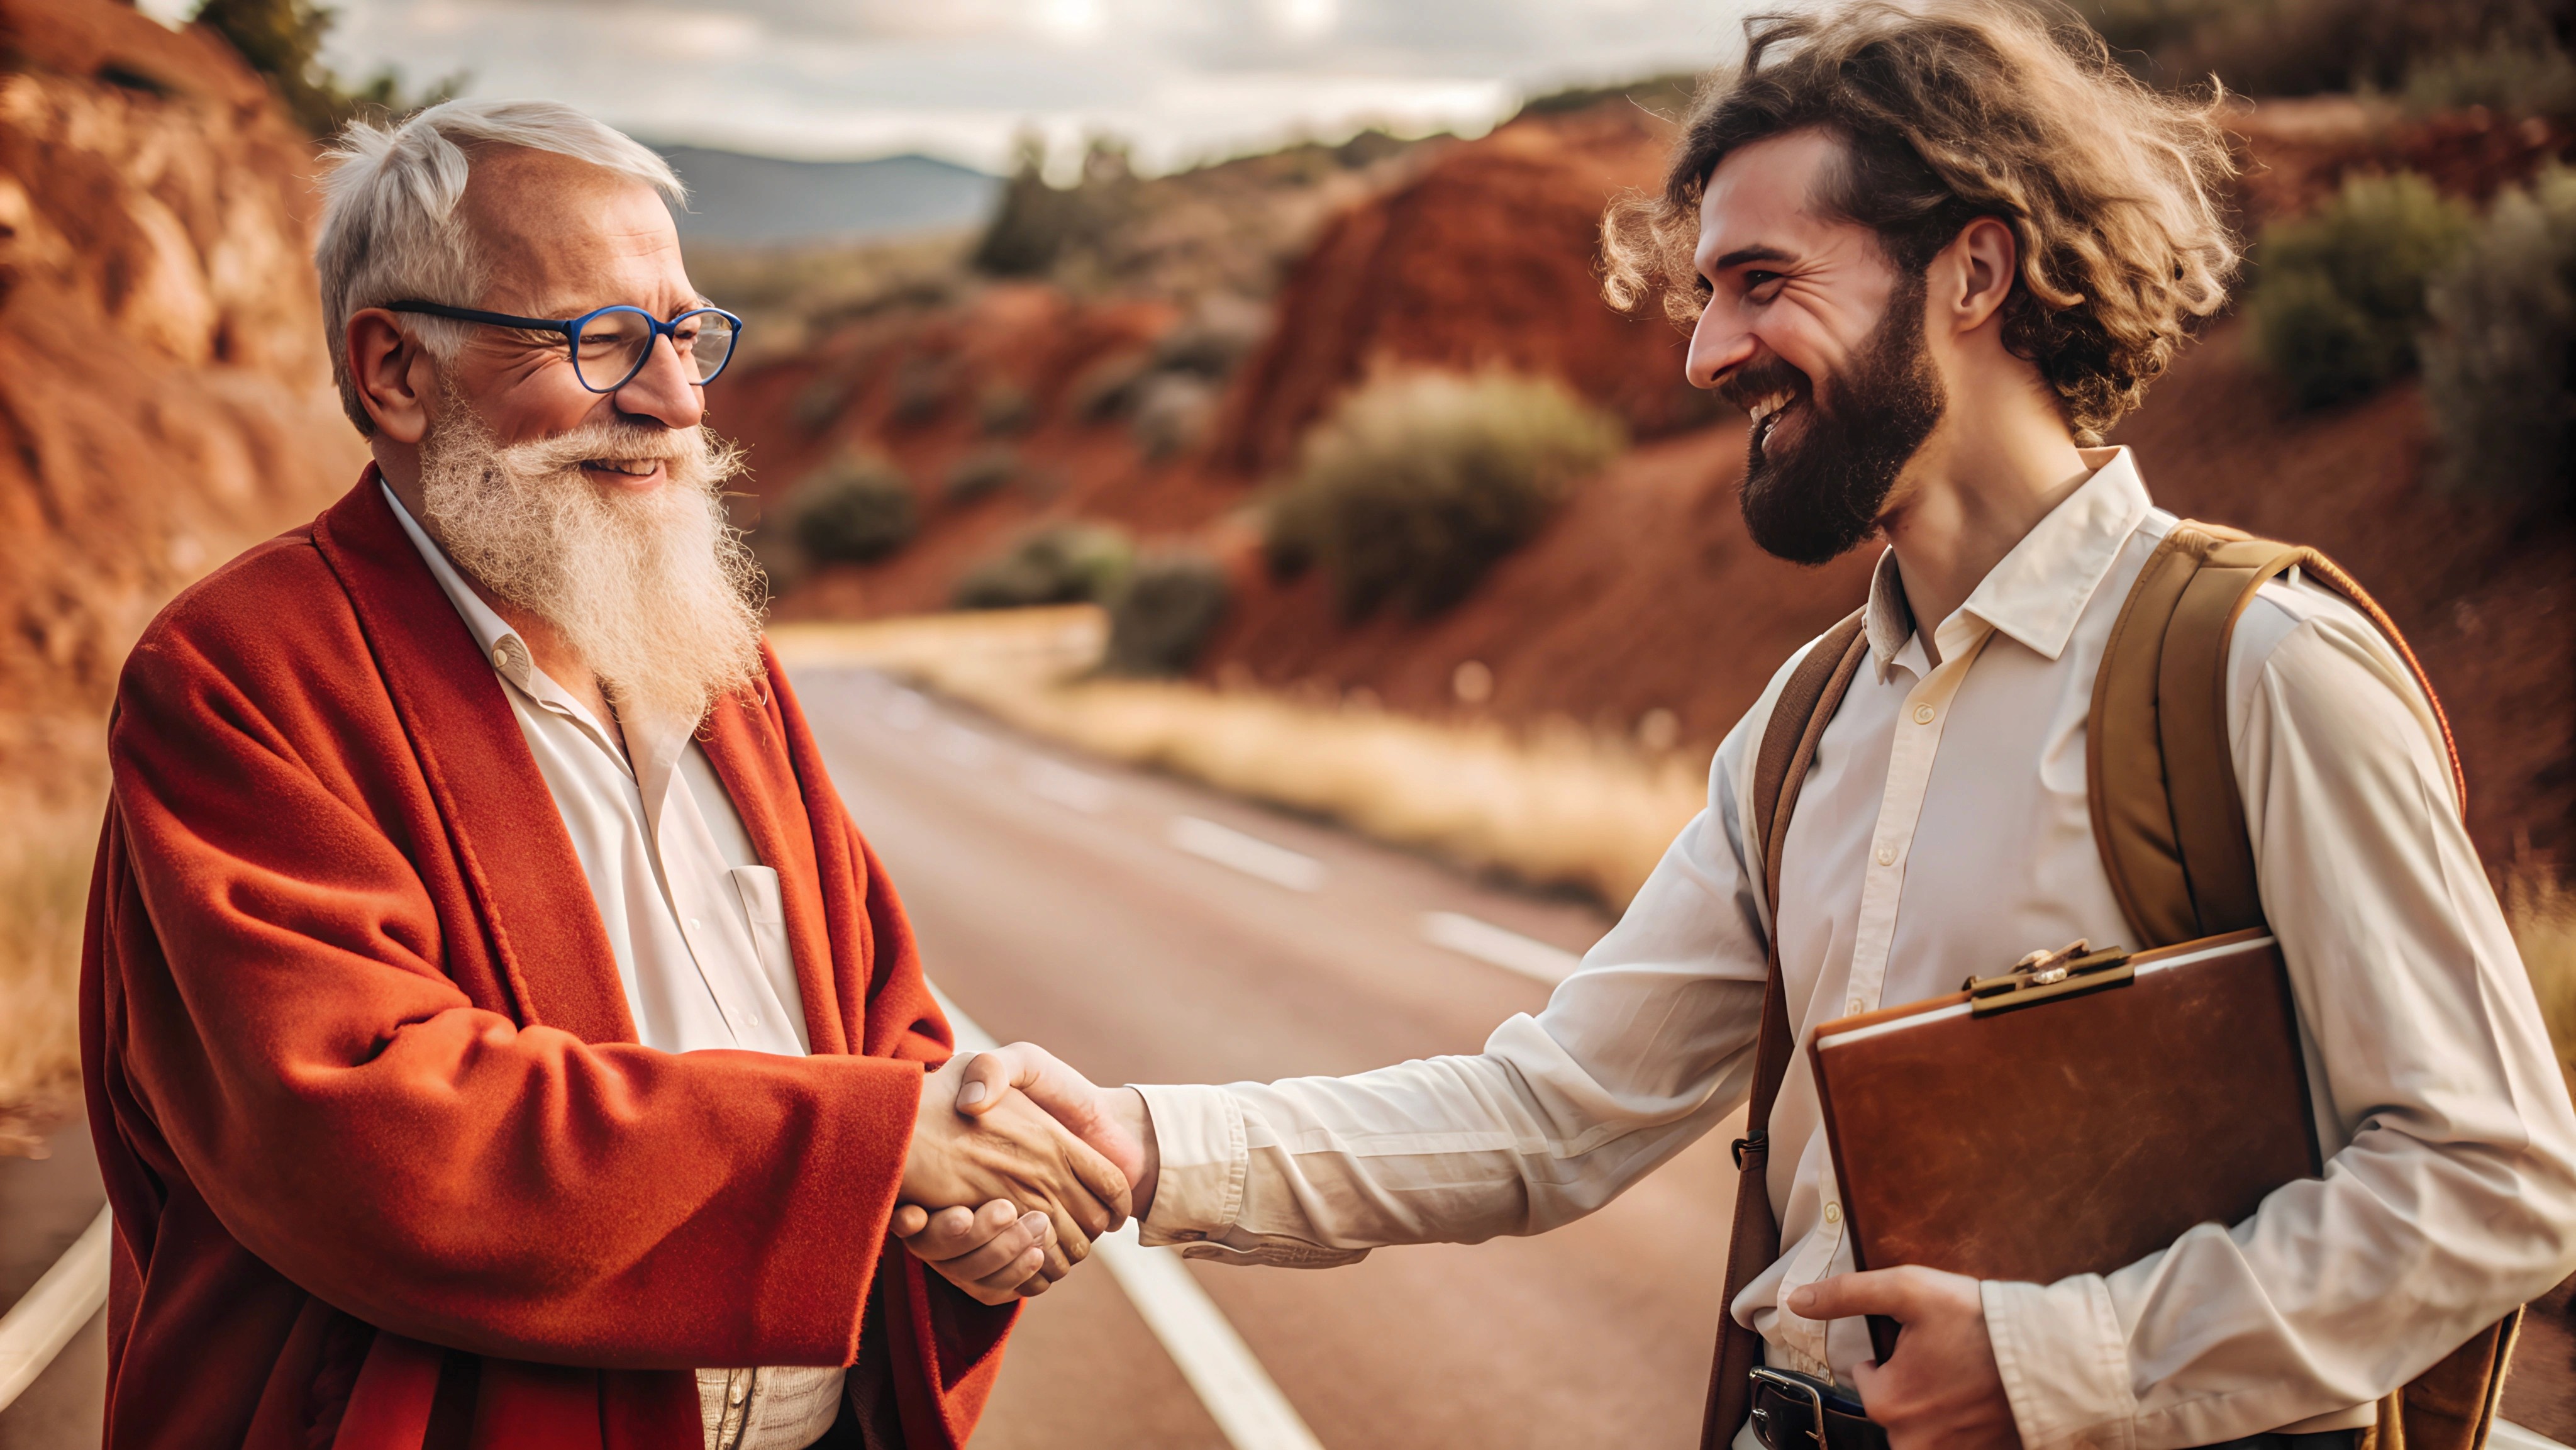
{"left": 490, "top": 640, "right": 777, "bottom": 1049}
{"left": 1767, "top": 608, "right": 1997, "bottom": 1373}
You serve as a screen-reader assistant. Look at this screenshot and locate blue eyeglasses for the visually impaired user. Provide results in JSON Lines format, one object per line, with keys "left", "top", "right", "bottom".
{"left": 388, "top": 300, "right": 744, "bottom": 392}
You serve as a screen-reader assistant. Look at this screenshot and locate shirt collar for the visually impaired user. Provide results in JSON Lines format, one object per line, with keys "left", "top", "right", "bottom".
{"left": 380, "top": 481, "right": 623, "bottom": 750}
{"left": 1862, "top": 445, "right": 2151, "bottom": 671}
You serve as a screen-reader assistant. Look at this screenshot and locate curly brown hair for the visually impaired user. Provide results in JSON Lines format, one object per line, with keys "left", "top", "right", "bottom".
{"left": 1602, "top": 0, "right": 2240, "bottom": 442}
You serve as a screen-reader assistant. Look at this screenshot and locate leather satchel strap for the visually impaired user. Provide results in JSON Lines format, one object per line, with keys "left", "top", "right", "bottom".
{"left": 1701, "top": 610, "right": 1870, "bottom": 1449}
{"left": 2090, "top": 521, "right": 2502, "bottom": 1450}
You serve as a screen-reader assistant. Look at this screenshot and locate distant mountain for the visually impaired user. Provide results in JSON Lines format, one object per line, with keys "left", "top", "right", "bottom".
{"left": 653, "top": 145, "right": 1002, "bottom": 247}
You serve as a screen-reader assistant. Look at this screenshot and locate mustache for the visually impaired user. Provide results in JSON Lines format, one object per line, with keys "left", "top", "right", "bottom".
{"left": 1716, "top": 356, "right": 1809, "bottom": 413}
{"left": 501, "top": 420, "right": 708, "bottom": 474}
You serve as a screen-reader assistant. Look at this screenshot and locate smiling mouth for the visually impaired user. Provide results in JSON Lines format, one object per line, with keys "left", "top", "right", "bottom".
{"left": 582, "top": 458, "right": 662, "bottom": 479}
{"left": 1745, "top": 388, "right": 1801, "bottom": 453}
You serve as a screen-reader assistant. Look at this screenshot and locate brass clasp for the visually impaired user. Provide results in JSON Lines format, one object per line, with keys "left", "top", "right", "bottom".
{"left": 1962, "top": 938, "right": 2134, "bottom": 1016}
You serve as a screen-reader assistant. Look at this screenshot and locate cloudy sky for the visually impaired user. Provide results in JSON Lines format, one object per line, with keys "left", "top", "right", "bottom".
{"left": 226, "top": 1, "right": 1750, "bottom": 173}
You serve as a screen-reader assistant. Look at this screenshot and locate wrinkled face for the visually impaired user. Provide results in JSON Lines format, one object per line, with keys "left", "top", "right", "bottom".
{"left": 433, "top": 147, "right": 709, "bottom": 493}
{"left": 1686, "top": 130, "right": 1946, "bottom": 564}
{"left": 414, "top": 148, "right": 762, "bottom": 729}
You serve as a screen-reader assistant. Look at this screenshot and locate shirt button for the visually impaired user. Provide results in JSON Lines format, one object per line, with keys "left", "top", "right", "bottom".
{"left": 1824, "top": 1202, "right": 1843, "bottom": 1225}
{"left": 686, "top": 918, "right": 701, "bottom": 932}
{"left": 745, "top": 1014, "right": 761, "bottom": 1029}
{"left": 1875, "top": 845, "right": 1896, "bottom": 866}
{"left": 1846, "top": 996, "right": 1864, "bottom": 1014}
{"left": 1913, "top": 703, "right": 1936, "bottom": 724}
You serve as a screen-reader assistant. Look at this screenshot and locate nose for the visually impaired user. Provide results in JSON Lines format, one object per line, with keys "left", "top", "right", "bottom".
{"left": 611, "top": 332, "right": 705, "bottom": 431}
{"left": 1685, "top": 299, "right": 1757, "bottom": 392}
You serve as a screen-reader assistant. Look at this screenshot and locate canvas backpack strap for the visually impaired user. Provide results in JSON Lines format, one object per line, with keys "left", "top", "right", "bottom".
{"left": 1700, "top": 609, "right": 1870, "bottom": 1450}
{"left": 2088, "top": 520, "right": 2503, "bottom": 1450}
{"left": 2087, "top": 522, "right": 2464, "bottom": 945}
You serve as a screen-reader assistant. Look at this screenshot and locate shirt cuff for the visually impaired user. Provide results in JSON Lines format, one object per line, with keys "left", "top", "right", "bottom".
{"left": 1131, "top": 1082, "right": 1245, "bottom": 1246}
{"left": 1984, "top": 1275, "right": 2137, "bottom": 1450}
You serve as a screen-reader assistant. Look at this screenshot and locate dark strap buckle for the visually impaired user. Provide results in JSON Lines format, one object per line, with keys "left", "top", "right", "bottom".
{"left": 1748, "top": 1367, "right": 1831, "bottom": 1450}
{"left": 1731, "top": 1129, "right": 1766, "bottom": 1170}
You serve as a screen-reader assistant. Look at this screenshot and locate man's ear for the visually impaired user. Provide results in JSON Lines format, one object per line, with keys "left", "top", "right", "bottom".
{"left": 347, "top": 309, "right": 435, "bottom": 444}
{"left": 1944, "top": 216, "right": 2019, "bottom": 336}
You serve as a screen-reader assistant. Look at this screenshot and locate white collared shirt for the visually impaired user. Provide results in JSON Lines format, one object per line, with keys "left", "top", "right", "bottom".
{"left": 1130, "top": 449, "right": 2576, "bottom": 1449}
{"left": 386, "top": 485, "right": 845, "bottom": 1450}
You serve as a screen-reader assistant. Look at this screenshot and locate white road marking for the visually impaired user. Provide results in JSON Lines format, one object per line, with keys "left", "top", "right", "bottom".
{"left": 1023, "top": 757, "right": 1114, "bottom": 814}
{"left": 927, "top": 986, "right": 1327, "bottom": 1450}
{"left": 0, "top": 1203, "right": 110, "bottom": 1412}
{"left": 1168, "top": 817, "right": 1326, "bottom": 893}
{"left": 1421, "top": 911, "right": 1584, "bottom": 984}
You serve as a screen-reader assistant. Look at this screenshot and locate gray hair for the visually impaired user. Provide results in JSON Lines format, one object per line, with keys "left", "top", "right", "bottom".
{"left": 315, "top": 99, "right": 686, "bottom": 433}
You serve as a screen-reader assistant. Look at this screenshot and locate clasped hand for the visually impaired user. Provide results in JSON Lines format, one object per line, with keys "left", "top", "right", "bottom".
{"left": 895, "top": 1053, "right": 1136, "bottom": 1305}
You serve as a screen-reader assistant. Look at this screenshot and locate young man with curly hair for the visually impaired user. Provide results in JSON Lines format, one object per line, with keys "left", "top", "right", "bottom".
{"left": 902, "top": 3, "right": 2576, "bottom": 1446}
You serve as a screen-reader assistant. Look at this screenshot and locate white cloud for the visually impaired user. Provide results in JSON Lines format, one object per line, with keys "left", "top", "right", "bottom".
{"left": 316, "top": 0, "right": 1745, "bottom": 172}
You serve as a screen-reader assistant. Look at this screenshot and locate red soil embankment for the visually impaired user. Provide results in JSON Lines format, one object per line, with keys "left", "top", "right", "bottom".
{"left": 0, "top": 0, "right": 365, "bottom": 820}
{"left": 712, "top": 284, "right": 1248, "bottom": 620}
{"left": 1209, "top": 105, "right": 1721, "bottom": 477}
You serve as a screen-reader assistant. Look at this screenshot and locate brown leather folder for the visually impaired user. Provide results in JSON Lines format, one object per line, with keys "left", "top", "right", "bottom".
{"left": 1809, "top": 929, "right": 2321, "bottom": 1359}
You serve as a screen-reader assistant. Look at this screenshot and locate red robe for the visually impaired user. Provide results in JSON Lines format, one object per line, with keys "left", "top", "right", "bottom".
{"left": 79, "top": 472, "right": 1013, "bottom": 1449}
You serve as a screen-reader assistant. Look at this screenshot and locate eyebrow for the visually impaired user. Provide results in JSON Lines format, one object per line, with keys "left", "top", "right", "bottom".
{"left": 1710, "top": 245, "right": 1796, "bottom": 272}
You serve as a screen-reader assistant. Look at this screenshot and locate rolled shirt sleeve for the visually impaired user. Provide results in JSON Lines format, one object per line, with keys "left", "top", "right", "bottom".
{"left": 1982, "top": 586, "right": 2576, "bottom": 1450}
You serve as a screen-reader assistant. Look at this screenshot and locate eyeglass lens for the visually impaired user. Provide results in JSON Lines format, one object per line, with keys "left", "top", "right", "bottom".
{"left": 571, "top": 309, "right": 738, "bottom": 391}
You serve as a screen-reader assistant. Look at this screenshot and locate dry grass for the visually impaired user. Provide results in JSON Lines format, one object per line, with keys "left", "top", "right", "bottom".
{"left": 0, "top": 802, "right": 100, "bottom": 1156}
{"left": 770, "top": 609, "right": 1705, "bottom": 905}
{"left": 2506, "top": 847, "right": 2576, "bottom": 1107}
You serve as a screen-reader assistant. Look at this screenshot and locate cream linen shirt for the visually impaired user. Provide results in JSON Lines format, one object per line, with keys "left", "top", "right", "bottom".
{"left": 1131, "top": 449, "right": 2576, "bottom": 1449}
{"left": 388, "top": 486, "right": 846, "bottom": 1450}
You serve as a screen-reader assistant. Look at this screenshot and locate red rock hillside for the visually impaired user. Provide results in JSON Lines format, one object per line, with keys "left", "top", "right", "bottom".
{"left": 0, "top": 0, "right": 365, "bottom": 831}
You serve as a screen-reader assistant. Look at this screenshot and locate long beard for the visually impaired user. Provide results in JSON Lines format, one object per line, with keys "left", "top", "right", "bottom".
{"left": 1733, "top": 270, "right": 1946, "bottom": 566}
{"left": 417, "top": 406, "right": 765, "bottom": 733}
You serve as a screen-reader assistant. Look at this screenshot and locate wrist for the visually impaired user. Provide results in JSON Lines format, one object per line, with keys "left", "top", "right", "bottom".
{"left": 1118, "top": 1086, "right": 1160, "bottom": 1222}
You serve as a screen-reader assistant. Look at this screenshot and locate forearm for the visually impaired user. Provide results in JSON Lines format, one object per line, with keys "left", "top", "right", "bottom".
{"left": 1131, "top": 1017, "right": 1750, "bottom": 1261}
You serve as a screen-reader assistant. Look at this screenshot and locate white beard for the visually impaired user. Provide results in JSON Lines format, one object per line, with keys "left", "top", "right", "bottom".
{"left": 416, "top": 406, "right": 765, "bottom": 734}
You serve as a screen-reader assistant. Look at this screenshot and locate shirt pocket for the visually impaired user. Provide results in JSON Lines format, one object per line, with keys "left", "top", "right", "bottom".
{"left": 726, "top": 864, "right": 795, "bottom": 986}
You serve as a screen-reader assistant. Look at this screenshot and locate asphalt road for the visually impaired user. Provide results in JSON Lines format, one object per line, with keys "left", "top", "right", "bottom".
{"left": 792, "top": 666, "right": 1743, "bottom": 1449}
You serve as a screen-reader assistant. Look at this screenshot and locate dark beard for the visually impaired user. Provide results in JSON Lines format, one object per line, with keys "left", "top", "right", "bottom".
{"left": 1734, "top": 269, "right": 1946, "bottom": 566}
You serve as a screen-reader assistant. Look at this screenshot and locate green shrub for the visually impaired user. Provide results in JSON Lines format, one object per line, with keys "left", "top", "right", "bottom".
{"left": 1105, "top": 552, "right": 1231, "bottom": 677}
{"left": 945, "top": 445, "right": 1023, "bottom": 505}
{"left": 197, "top": 0, "right": 460, "bottom": 136}
{"left": 2422, "top": 167, "right": 2576, "bottom": 505}
{"left": 970, "top": 137, "right": 1138, "bottom": 279}
{"left": 976, "top": 381, "right": 1035, "bottom": 437}
{"left": 953, "top": 524, "right": 1133, "bottom": 610}
{"left": 2246, "top": 172, "right": 2476, "bottom": 408}
{"left": 2404, "top": 35, "right": 2576, "bottom": 116}
{"left": 1262, "top": 371, "right": 1624, "bottom": 620}
{"left": 787, "top": 452, "right": 918, "bottom": 564}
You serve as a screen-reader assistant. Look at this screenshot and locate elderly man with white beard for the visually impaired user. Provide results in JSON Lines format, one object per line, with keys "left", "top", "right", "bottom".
{"left": 77, "top": 99, "right": 1124, "bottom": 1450}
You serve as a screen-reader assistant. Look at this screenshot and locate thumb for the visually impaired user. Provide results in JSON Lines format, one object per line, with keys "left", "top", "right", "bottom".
{"left": 960, "top": 1042, "right": 1101, "bottom": 1131}
{"left": 955, "top": 1049, "right": 1023, "bottom": 1118}
{"left": 1787, "top": 1269, "right": 1909, "bottom": 1324}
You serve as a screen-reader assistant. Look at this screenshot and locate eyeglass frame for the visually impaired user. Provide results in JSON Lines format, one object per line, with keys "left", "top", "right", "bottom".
{"left": 385, "top": 299, "right": 745, "bottom": 393}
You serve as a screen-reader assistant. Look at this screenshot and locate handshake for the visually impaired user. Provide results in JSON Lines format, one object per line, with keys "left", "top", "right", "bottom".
{"left": 893, "top": 1044, "right": 1158, "bottom": 1306}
